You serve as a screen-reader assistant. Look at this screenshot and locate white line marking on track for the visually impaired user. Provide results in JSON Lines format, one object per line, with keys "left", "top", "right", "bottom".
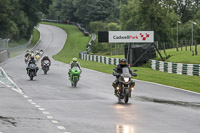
{"left": 31, "top": 102, "right": 36, "bottom": 105}
{"left": 35, "top": 105, "right": 41, "bottom": 108}
{"left": 57, "top": 126, "right": 66, "bottom": 130}
{"left": 42, "top": 111, "right": 50, "bottom": 115}
{"left": 47, "top": 116, "right": 54, "bottom": 119}
{"left": 23, "top": 95, "right": 29, "bottom": 98}
{"left": 38, "top": 108, "right": 45, "bottom": 111}
{"left": 0, "top": 132, "right": 3, "bottom": 133}
{"left": 0, "top": 67, "right": 23, "bottom": 94}
{"left": 51, "top": 120, "right": 59, "bottom": 124}
{"left": 28, "top": 99, "right": 32, "bottom": 102}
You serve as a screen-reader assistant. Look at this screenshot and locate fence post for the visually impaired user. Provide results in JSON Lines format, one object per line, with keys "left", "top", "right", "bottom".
{"left": 185, "top": 40, "right": 187, "bottom": 51}
{"left": 195, "top": 40, "right": 197, "bottom": 55}
{"left": 176, "top": 42, "right": 179, "bottom": 51}
{"left": 181, "top": 40, "right": 183, "bottom": 51}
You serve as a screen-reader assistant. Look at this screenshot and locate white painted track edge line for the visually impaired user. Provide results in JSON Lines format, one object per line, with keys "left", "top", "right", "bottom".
{"left": 0, "top": 67, "right": 23, "bottom": 94}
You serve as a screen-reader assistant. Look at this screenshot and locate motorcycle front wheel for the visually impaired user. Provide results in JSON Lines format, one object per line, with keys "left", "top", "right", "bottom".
{"left": 124, "top": 89, "right": 129, "bottom": 103}
{"left": 30, "top": 71, "right": 34, "bottom": 80}
{"left": 73, "top": 77, "right": 78, "bottom": 87}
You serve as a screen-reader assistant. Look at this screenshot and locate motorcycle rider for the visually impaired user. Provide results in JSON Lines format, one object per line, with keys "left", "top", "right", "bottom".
{"left": 25, "top": 50, "right": 31, "bottom": 58}
{"left": 39, "top": 49, "right": 44, "bottom": 57}
{"left": 26, "top": 56, "right": 39, "bottom": 76}
{"left": 112, "top": 58, "right": 135, "bottom": 97}
{"left": 68, "top": 57, "right": 81, "bottom": 76}
{"left": 41, "top": 55, "right": 51, "bottom": 67}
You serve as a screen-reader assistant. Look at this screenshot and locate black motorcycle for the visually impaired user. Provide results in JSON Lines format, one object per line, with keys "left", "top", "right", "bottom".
{"left": 27, "top": 63, "right": 37, "bottom": 80}
{"left": 113, "top": 67, "right": 137, "bottom": 103}
{"left": 42, "top": 60, "right": 50, "bottom": 74}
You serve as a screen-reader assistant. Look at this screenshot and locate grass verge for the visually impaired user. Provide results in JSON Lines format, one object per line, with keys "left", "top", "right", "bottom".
{"left": 10, "top": 28, "right": 40, "bottom": 57}
{"left": 28, "top": 28, "right": 40, "bottom": 48}
{"left": 156, "top": 46, "right": 200, "bottom": 64}
{"left": 42, "top": 22, "right": 200, "bottom": 93}
{"left": 9, "top": 38, "right": 28, "bottom": 48}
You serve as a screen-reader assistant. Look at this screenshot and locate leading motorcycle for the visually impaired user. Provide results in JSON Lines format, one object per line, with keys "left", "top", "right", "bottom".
{"left": 27, "top": 63, "right": 37, "bottom": 80}
{"left": 113, "top": 67, "right": 137, "bottom": 103}
{"left": 69, "top": 66, "right": 81, "bottom": 87}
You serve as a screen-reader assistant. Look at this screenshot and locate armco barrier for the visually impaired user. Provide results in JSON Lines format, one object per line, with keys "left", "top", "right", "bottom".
{"left": 150, "top": 59, "right": 200, "bottom": 76}
{"left": 0, "top": 50, "right": 9, "bottom": 63}
{"left": 8, "top": 40, "right": 31, "bottom": 52}
{"left": 79, "top": 53, "right": 120, "bottom": 66}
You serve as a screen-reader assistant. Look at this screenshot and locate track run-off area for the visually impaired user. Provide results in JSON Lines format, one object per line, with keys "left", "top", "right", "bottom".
{"left": 0, "top": 24, "right": 200, "bottom": 133}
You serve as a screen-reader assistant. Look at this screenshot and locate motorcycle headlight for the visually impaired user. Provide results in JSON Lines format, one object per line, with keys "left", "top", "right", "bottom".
{"left": 124, "top": 77, "right": 129, "bottom": 82}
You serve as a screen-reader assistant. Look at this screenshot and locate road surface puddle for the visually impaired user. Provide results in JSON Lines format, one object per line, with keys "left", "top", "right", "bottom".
{"left": 116, "top": 125, "right": 135, "bottom": 133}
{"left": 136, "top": 96, "right": 200, "bottom": 109}
{"left": 0, "top": 116, "right": 17, "bottom": 126}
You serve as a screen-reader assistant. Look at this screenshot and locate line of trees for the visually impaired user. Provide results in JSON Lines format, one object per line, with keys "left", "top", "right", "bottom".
{"left": 0, "top": 0, "right": 52, "bottom": 40}
{"left": 120, "top": 0, "right": 200, "bottom": 45}
{"left": 45, "top": 0, "right": 200, "bottom": 53}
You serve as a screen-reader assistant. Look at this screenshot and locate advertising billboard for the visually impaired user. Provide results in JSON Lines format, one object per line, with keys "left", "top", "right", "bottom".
{"left": 108, "top": 31, "right": 154, "bottom": 43}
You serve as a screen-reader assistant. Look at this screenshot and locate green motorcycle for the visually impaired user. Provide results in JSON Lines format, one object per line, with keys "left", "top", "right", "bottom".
{"left": 70, "top": 66, "right": 81, "bottom": 87}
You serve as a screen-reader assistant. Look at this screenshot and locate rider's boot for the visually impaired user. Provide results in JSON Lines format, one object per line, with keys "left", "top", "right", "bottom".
{"left": 112, "top": 81, "right": 118, "bottom": 96}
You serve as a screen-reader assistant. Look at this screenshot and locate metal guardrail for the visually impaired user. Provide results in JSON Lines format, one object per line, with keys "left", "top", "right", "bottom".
{"left": 150, "top": 59, "right": 200, "bottom": 76}
{"left": 8, "top": 40, "right": 31, "bottom": 52}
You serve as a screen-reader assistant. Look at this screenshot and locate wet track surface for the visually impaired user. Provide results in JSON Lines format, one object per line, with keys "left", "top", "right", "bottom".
{"left": 0, "top": 24, "right": 200, "bottom": 133}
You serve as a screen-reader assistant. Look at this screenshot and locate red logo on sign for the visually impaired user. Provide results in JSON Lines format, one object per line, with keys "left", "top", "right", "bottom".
{"left": 140, "top": 33, "right": 150, "bottom": 40}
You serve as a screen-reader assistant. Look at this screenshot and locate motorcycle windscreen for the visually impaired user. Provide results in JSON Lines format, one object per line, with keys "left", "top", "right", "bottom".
{"left": 72, "top": 66, "right": 80, "bottom": 71}
{"left": 122, "top": 67, "right": 131, "bottom": 77}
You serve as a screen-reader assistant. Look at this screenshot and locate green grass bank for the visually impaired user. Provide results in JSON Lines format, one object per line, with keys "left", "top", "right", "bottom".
{"left": 156, "top": 46, "right": 200, "bottom": 64}
{"left": 42, "top": 22, "right": 200, "bottom": 93}
{"left": 28, "top": 28, "right": 40, "bottom": 48}
{"left": 10, "top": 28, "right": 40, "bottom": 57}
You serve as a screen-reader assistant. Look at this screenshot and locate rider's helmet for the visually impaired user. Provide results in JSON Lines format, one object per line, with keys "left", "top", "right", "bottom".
{"left": 44, "top": 55, "right": 48, "bottom": 59}
{"left": 120, "top": 58, "right": 127, "bottom": 66}
{"left": 72, "top": 57, "right": 78, "bottom": 63}
{"left": 30, "top": 55, "right": 34, "bottom": 60}
{"left": 26, "top": 49, "right": 29, "bottom": 53}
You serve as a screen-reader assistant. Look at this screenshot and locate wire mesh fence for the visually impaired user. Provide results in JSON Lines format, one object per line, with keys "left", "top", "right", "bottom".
{"left": 0, "top": 38, "right": 10, "bottom": 51}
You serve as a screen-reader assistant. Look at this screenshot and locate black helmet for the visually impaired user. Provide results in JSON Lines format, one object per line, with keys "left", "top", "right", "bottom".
{"left": 120, "top": 58, "right": 127, "bottom": 66}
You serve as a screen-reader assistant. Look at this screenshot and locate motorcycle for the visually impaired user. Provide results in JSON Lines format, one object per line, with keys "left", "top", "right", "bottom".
{"left": 113, "top": 67, "right": 137, "bottom": 103}
{"left": 24, "top": 55, "right": 30, "bottom": 64}
{"left": 27, "top": 63, "right": 37, "bottom": 80}
{"left": 69, "top": 66, "right": 81, "bottom": 87}
{"left": 35, "top": 54, "right": 40, "bottom": 62}
{"left": 39, "top": 50, "right": 44, "bottom": 57}
{"left": 42, "top": 60, "right": 50, "bottom": 74}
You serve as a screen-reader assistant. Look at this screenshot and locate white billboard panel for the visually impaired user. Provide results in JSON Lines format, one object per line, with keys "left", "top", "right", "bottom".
{"left": 109, "top": 31, "right": 154, "bottom": 43}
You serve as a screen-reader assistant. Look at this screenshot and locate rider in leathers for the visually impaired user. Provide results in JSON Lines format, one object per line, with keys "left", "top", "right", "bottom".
{"left": 41, "top": 55, "right": 51, "bottom": 67}
{"left": 112, "top": 58, "right": 135, "bottom": 97}
{"left": 68, "top": 57, "right": 81, "bottom": 76}
{"left": 26, "top": 56, "right": 39, "bottom": 76}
